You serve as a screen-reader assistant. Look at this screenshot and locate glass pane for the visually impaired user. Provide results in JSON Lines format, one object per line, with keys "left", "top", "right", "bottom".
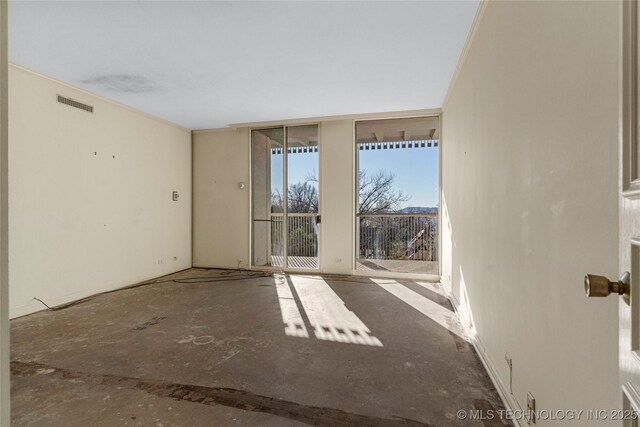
{"left": 286, "top": 124, "right": 319, "bottom": 269}
{"left": 355, "top": 117, "right": 439, "bottom": 274}
{"left": 251, "top": 127, "right": 284, "bottom": 267}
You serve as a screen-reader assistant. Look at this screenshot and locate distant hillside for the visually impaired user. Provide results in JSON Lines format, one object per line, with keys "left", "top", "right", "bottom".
{"left": 397, "top": 207, "right": 438, "bottom": 214}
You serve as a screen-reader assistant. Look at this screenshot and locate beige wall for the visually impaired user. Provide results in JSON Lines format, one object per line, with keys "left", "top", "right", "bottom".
{"left": 9, "top": 65, "right": 192, "bottom": 318}
{"left": 193, "top": 114, "right": 445, "bottom": 275}
{"left": 192, "top": 128, "right": 250, "bottom": 269}
{"left": 319, "top": 120, "right": 355, "bottom": 274}
{"left": 192, "top": 121, "right": 356, "bottom": 274}
{"left": 441, "top": 1, "right": 619, "bottom": 423}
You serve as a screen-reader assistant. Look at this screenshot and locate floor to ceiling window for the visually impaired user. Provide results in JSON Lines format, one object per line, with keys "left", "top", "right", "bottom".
{"left": 251, "top": 125, "right": 319, "bottom": 270}
{"left": 355, "top": 116, "right": 439, "bottom": 275}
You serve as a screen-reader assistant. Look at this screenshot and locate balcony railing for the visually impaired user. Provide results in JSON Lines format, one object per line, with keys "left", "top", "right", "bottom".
{"left": 357, "top": 213, "right": 438, "bottom": 262}
{"left": 267, "top": 212, "right": 437, "bottom": 273}
{"left": 270, "top": 213, "right": 319, "bottom": 258}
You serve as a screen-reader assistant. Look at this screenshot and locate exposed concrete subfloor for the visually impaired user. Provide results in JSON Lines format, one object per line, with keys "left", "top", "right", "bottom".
{"left": 10, "top": 269, "right": 509, "bottom": 426}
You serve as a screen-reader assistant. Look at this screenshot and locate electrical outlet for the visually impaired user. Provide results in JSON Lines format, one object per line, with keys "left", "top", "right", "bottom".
{"left": 334, "top": 257, "right": 342, "bottom": 263}
{"left": 158, "top": 259, "right": 164, "bottom": 265}
{"left": 527, "top": 392, "right": 536, "bottom": 424}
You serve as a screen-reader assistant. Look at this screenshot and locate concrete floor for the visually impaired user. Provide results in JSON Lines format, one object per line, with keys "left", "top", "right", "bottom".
{"left": 10, "top": 269, "right": 509, "bottom": 426}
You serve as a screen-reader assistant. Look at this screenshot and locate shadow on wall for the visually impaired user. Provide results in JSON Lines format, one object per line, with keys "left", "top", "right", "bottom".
{"left": 440, "top": 193, "right": 477, "bottom": 339}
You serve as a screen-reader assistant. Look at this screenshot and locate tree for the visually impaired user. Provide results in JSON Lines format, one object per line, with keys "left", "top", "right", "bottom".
{"left": 272, "top": 169, "right": 408, "bottom": 214}
{"left": 287, "top": 181, "right": 318, "bottom": 213}
{"left": 269, "top": 183, "right": 318, "bottom": 213}
{"left": 357, "top": 169, "right": 409, "bottom": 214}
{"left": 303, "top": 169, "right": 409, "bottom": 214}
{"left": 270, "top": 189, "right": 283, "bottom": 213}
{"left": 267, "top": 169, "right": 426, "bottom": 260}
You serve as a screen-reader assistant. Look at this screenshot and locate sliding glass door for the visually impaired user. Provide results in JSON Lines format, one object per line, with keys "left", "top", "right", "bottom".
{"left": 251, "top": 125, "right": 319, "bottom": 270}
{"left": 355, "top": 116, "right": 439, "bottom": 275}
{"left": 251, "top": 127, "right": 285, "bottom": 268}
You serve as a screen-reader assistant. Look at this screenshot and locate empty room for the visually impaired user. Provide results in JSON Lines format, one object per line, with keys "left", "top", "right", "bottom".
{"left": 0, "top": 0, "right": 633, "bottom": 426}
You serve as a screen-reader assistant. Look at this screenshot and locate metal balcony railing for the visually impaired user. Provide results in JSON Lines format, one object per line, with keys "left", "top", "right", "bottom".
{"left": 270, "top": 213, "right": 319, "bottom": 258}
{"left": 267, "top": 212, "right": 437, "bottom": 272}
{"left": 357, "top": 213, "right": 438, "bottom": 262}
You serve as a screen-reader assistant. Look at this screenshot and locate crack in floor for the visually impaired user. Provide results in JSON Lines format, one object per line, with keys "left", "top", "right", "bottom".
{"left": 11, "top": 360, "right": 432, "bottom": 426}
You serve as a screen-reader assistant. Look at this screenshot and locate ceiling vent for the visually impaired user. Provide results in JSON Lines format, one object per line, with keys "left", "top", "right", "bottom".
{"left": 56, "top": 95, "right": 93, "bottom": 113}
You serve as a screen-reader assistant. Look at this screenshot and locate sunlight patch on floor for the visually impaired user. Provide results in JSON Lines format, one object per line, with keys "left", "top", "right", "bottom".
{"left": 288, "top": 275, "right": 383, "bottom": 347}
{"left": 275, "top": 275, "right": 309, "bottom": 338}
{"left": 372, "top": 278, "right": 467, "bottom": 340}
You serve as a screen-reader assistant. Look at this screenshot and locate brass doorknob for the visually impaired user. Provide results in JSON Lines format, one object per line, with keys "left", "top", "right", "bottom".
{"left": 584, "top": 272, "right": 630, "bottom": 297}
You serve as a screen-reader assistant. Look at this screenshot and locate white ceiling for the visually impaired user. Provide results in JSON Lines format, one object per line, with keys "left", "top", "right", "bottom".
{"left": 9, "top": 1, "right": 478, "bottom": 130}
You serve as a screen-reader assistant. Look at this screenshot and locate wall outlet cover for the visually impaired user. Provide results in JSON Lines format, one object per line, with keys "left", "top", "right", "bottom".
{"left": 527, "top": 392, "right": 536, "bottom": 424}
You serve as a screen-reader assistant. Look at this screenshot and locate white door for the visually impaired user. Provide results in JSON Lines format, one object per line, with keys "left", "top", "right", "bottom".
{"left": 586, "top": 1, "right": 640, "bottom": 423}
{"left": 610, "top": 1, "right": 640, "bottom": 424}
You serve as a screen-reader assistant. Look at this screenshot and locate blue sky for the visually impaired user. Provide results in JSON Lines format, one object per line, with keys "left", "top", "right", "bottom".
{"left": 359, "top": 146, "right": 438, "bottom": 208}
{"left": 271, "top": 145, "right": 439, "bottom": 208}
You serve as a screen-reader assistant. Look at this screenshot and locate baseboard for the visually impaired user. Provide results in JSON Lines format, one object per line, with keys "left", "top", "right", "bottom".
{"left": 10, "top": 264, "right": 192, "bottom": 319}
{"left": 192, "top": 263, "right": 251, "bottom": 271}
{"left": 445, "top": 289, "right": 526, "bottom": 427}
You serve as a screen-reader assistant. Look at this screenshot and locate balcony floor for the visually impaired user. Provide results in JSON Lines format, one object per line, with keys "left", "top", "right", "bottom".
{"left": 269, "top": 256, "right": 438, "bottom": 274}
{"left": 356, "top": 258, "right": 439, "bottom": 275}
{"left": 270, "top": 255, "right": 319, "bottom": 269}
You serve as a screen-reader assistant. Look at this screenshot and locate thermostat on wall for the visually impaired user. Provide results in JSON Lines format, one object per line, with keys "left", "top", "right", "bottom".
{"left": 172, "top": 191, "right": 179, "bottom": 201}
